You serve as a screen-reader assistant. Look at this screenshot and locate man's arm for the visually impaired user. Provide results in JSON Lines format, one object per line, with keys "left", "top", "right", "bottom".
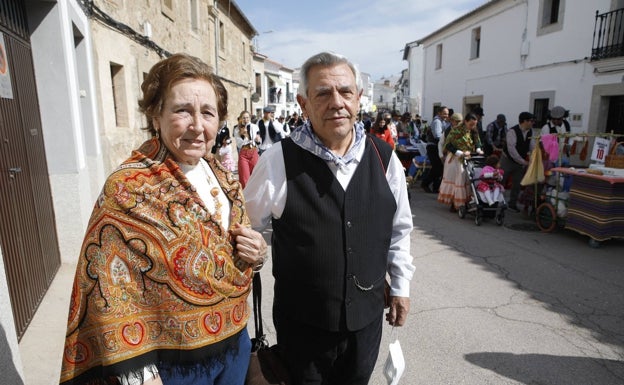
{"left": 385, "top": 153, "right": 415, "bottom": 326}
{"left": 243, "top": 144, "right": 287, "bottom": 230}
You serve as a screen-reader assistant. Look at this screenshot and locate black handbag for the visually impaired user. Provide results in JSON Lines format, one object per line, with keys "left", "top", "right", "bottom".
{"left": 245, "top": 273, "right": 291, "bottom": 385}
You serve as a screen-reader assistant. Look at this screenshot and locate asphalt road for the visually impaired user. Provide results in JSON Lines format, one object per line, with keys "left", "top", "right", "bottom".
{"left": 252, "top": 184, "right": 624, "bottom": 385}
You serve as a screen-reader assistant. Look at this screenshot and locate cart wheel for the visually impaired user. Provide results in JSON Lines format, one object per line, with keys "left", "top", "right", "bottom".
{"left": 475, "top": 215, "right": 482, "bottom": 226}
{"left": 458, "top": 205, "right": 466, "bottom": 219}
{"left": 536, "top": 202, "right": 556, "bottom": 233}
{"left": 588, "top": 239, "right": 601, "bottom": 248}
{"left": 495, "top": 212, "right": 504, "bottom": 226}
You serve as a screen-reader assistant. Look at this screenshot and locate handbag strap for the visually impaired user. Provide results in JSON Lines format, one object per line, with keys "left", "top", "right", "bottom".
{"left": 252, "top": 272, "right": 264, "bottom": 339}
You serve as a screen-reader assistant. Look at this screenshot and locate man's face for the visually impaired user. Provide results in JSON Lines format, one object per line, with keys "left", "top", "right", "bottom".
{"left": 521, "top": 119, "right": 534, "bottom": 129}
{"left": 296, "top": 63, "right": 361, "bottom": 145}
{"left": 438, "top": 108, "right": 449, "bottom": 121}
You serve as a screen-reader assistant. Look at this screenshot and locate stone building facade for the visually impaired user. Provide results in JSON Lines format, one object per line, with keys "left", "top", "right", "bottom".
{"left": 90, "top": 0, "right": 257, "bottom": 172}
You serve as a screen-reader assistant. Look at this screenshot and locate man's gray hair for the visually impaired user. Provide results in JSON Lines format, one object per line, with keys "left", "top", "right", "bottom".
{"left": 297, "top": 51, "right": 362, "bottom": 97}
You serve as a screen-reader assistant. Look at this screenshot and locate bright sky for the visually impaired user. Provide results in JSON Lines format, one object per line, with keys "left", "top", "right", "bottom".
{"left": 234, "top": 0, "right": 488, "bottom": 80}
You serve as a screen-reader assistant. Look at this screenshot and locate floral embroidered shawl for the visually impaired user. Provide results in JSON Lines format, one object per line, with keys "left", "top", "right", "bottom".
{"left": 444, "top": 124, "right": 481, "bottom": 155}
{"left": 60, "top": 138, "right": 252, "bottom": 384}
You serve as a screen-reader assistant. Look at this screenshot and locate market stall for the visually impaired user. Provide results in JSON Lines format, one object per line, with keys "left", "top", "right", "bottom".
{"left": 550, "top": 167, "right": 624, "bottom": 246}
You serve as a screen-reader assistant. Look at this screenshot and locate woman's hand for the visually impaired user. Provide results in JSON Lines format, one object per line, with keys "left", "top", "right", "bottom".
{"left": 230, "top": 223, "right": 268, "bottom": 270}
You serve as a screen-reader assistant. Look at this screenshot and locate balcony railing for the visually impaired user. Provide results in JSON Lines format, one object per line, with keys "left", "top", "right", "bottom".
{"left": 591, "top": 8, "right": 624, "bottom": 61}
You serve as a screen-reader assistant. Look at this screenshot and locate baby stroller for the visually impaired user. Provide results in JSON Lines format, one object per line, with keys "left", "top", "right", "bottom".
{"left": 457, "top": 155, "right": 506, "bottom": 226}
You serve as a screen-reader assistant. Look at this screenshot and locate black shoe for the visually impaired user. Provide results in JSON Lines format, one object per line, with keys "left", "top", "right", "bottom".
{"left": 507, "top": 204, "right": 520, "bottom": 212}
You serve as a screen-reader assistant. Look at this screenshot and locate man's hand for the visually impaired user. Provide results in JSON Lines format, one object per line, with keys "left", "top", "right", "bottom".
{"left": 385, "top": 296, "right": 410, "bottom": 326}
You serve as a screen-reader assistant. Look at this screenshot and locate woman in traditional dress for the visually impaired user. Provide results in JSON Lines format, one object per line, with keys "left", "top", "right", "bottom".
{"left": 437, "top": 113, "right": 483, "bottom": 211}
{"left": 60, "top": 53, "right": 267, "bottom": 385}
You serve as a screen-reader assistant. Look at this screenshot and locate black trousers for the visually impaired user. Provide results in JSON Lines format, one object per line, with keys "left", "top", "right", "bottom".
{"left": 421, "top": 143, "right": 443, "bottom": 190}
{"left": 275, "top": 314, "right": 383, "bottom": 385}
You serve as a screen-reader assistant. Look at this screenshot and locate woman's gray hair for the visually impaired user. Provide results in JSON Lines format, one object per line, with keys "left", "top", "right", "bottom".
{"left": 297, "top": 51, "right": 362, "bottom": 97}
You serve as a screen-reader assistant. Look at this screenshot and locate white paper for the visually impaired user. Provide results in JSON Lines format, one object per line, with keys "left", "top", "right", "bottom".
{"left": 384, "top": 339, "right": 405, "bottom": 385}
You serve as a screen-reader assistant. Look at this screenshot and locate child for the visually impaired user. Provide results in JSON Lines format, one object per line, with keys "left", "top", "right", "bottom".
{"left": 477, "top": 155, "right": 505, "bottom": 206}
{"left": 218, "top": 135, "right": 235, "bottom": 172}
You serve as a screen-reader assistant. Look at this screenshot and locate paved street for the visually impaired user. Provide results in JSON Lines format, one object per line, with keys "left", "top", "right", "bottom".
{"left": 19, "top": 183, "right": 624, "bottom": 385}
{"left": 366, "top": 186, "right": 624, "bottom": 384}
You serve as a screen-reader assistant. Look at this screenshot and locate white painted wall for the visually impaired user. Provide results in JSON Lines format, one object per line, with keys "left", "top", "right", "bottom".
{"left": 416, "top": 0, "right": 623, "bottom": 130}
{"left": 27, "top": 0, "right": 102, "bottom": 264}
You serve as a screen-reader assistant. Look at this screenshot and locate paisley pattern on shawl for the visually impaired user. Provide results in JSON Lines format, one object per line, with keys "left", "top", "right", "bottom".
{"left": 445, "top": 124, "right": 480, "bottom": 155}
{"left": 60, "top": 137, "right": 253, "bottom": 384}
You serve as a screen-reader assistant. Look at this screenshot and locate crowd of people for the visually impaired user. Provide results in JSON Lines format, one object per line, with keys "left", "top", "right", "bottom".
{"left": 394, "top": 103, "right": 571, "bottom": 214}
{"left": 345, "top": 102, "right": 575, "bottom": 217}
{"left": 220, "top": 102, "right": 570, "bottom": 216}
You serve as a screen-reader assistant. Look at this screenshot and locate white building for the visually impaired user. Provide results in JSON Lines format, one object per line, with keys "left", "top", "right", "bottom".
{"left": 402, "top": 41, "right": 424, "bottom": 115}
{"left": 359, "top": 71, "right": 374, "bottom": 114}
{"left": 409, "top": 0, "right": 624, "bottom": 144}
{"left": 251, "top": 54, "right": 296, "bottom": 119}
{"left": 373, "top": 75, "right": 400, "bottom": 113}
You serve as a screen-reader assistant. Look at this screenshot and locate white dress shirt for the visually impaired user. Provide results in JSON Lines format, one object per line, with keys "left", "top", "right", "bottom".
{"left": 244, "top": 139, "right": 415, "bottom": 297}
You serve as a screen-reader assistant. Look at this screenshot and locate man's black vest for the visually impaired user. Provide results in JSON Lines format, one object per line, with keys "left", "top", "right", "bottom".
{"left": 272, "top": 136, "right": 397, "bottom": 332}
{"left": 258, "top": 119, "right": 281, "bottom": 143}
{"left": 504, "top": 124, "right": 532, "bottom": 163}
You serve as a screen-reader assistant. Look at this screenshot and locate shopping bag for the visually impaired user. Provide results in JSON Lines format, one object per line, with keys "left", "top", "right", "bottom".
{"left": 383, "top": 336, "right": 405, "bottom": 385}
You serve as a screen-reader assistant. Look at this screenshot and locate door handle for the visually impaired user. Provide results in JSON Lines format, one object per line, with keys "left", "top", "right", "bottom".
{"left": 8, "top": 167, "right": 22, "bottom": 179}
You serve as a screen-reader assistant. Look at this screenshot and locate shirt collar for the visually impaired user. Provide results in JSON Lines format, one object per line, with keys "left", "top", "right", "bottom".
{"left": 290, "top": 121, "right": 366, "bottom": 170}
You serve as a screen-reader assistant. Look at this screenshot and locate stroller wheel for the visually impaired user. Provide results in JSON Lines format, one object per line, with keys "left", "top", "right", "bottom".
{"left": 458, "top": 205, "right": 466, "bottom": 219}
{"left": 495, "top": 212, "right": 504, "bottom": 225}
{"left": 475, "top": 214, "right": 482, "bottom": 226}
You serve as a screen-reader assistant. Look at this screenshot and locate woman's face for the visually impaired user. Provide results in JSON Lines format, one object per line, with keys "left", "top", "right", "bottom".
{"left": 465, "top": 119, "right": 478, "bottom": 130}
{"left": 153, "top": 78, "right": 220, "bottom": 165}
{"left": 240, "top": 113, "right": 251, "bottom": 125}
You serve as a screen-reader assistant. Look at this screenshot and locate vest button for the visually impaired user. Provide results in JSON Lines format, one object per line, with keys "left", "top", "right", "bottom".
{"left": 346, "top": 221, "right": 352, "bottom": 228}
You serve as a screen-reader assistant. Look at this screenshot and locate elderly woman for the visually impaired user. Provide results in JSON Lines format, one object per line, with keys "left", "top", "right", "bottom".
{"left": 437, "top": 112, "right": 483, "bottom": 211}
{"left": 60, "top": 54, "right": 267, "bottom": 385}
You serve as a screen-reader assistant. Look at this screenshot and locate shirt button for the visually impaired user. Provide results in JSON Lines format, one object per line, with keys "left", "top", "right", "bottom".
{"left": 346, "top": 221, "right": 352, "bottom": 228}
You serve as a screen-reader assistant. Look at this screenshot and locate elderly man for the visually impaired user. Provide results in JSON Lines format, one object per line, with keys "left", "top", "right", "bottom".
{"left": 244, "top": 52, "right": 414, "bottom": 385}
